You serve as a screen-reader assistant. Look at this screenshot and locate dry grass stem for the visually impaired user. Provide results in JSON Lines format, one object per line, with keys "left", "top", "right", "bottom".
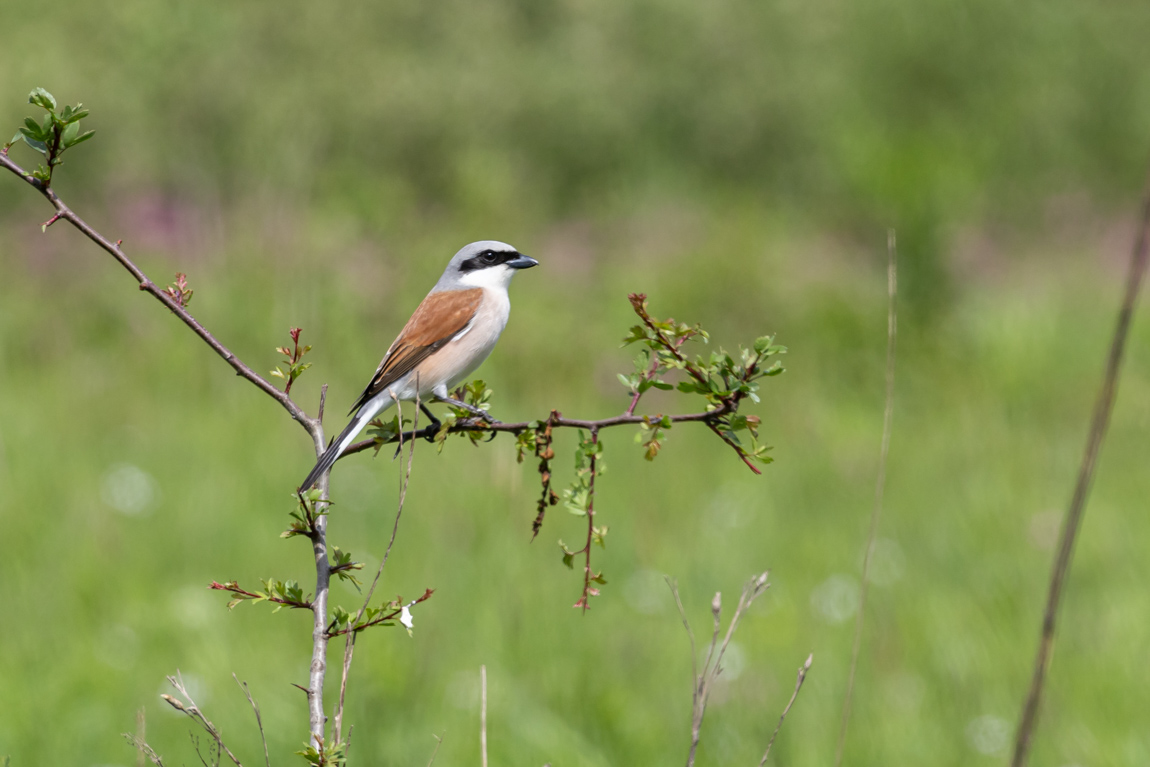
{"left": 1011, "top": 162, "right": 1150, "bottom": 766}
{"left": 233, "top": 675, "right": 270, "bottom": 767}
{"left": 427, "top": 734, "right": 444, "bottom": 767}
{"left": 333, "top": 390, "right": 420, "bottom": 746}
{"left": 668, "top": 572, "right": 771, "bottom": 767}
{"left": 836, "top": 229, "right": 898, "bottom": 766}
{"left": 161, "top": 670, "right": 243, "bottom": 766}
{"left": 121, "top": 734, "right": 165, "bottom": 766}
{"left": 481, "top": 665, "right": 489, "bottom": 767}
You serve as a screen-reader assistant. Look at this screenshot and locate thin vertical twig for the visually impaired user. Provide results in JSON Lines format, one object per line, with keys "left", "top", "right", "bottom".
{"left": 835, "top": 230, "right": 898, "bottom": 766}
{"left": 1011, "top": 164, "right": 1150, "bottom": 766}
{"left": 233, "top": 675, "right": 270, "bottom": 767}
{"left": 759, "top": 654, "right": 813, "bottom": 765}
{"left": 333, "top": 390, "right": 420, "bottom": 746}
{"left": 481, "top": 665, "right": 489, "bottom": 767}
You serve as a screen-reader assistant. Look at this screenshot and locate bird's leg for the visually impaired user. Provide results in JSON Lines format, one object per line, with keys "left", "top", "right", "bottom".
{"left": 434, "top": 395, "right": 500, "bottom": 424}
{"left": 419, "top": 402, "right": 441, "bottom": 441}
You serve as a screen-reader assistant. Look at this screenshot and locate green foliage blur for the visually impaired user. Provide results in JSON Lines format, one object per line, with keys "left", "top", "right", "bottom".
{"left": 2, "top": 1, "right": 1150, "bottom": 765}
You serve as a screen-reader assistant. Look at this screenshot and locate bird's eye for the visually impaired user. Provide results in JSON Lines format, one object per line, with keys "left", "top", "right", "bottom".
{"left": 480, "top": 250, "right": 498, "bottom": 264}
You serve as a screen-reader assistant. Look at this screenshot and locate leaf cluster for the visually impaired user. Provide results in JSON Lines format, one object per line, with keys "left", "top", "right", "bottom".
{"left": 297, "top": 733, "right": 345, "bottom": 767}
{"left": 162, "top": 272, "right": 194, "bottom": 308}
{"left": 432, "top": 379, "right": 496, "bottom": 449}
{"left": 270, "top": 327, "right": 313, "bottom": 395}
{"left": 210, "top": 579, "right": 311, "bottom": 612}
{"left": 6, "top": 88, "right": 94, "bottom": 184}
{"left": 623, "top": 292, "right": 784, "bottom": 466}
{"left": 561, "top": 431, "right": 605, "bottom": 516}
{"left": 327, "top": 588, "right": 434, "bottom": 638}
{"left": 284, "top": 488, "right": 327, "bottom": 538}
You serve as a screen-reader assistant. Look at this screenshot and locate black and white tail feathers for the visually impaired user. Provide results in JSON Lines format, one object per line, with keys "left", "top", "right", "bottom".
{"left": 299, "top": 405, "right": 381, "bottom": 491}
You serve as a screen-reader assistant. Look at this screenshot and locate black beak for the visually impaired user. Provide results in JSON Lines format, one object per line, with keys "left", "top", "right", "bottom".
{"left": 507, "top": 254, "right": 539, "bottom": 269}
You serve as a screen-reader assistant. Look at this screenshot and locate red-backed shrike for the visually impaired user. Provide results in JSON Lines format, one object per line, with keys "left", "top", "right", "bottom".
{"left": 300, "top": 241, "right": 537, "bottom": 490}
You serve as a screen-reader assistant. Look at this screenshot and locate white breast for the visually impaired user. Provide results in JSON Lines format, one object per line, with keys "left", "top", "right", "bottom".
{"left": 447, "top": 287, "right": 510, "bottom": 386}
{"left": 399, "top": 287, "right": 510, "bottom": 398}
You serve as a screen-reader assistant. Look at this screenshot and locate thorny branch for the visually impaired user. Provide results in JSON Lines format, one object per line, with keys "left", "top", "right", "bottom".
{"left": 1, "top": 145, "right": 336, "bottom": 749}
{"left": 0, "top": 152, "right": 319, "bottom": 436}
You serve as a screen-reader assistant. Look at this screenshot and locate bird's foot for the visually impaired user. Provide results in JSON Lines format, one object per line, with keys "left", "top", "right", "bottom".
{"left": 435, "top": 395, "right": 500, "bottom": 425}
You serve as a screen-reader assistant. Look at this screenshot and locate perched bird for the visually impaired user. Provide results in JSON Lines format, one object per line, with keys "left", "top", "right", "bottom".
{"left": 299, "top": 241, "right": 537, "bottom": 490}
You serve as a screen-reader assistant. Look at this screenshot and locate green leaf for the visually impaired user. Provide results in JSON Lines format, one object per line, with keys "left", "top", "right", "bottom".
{"left": 40, "top": 113, "right": 54, "bottom": 138}
{"left": 753, "top": 336, "right": 773, "bottom": 354}
{"left": 18, "top": 131, "right": 48, "bottom": 154}
{"left": 65, "top": 129, "right": 95, "bottom": 148}
{"left": 23, "top": 117, "right": 43, "bottom": 140}
{"left": 650, "top": 381, "right": 673, "bottom": 391}
{"left": 28, "top": 88, "right": 56, "bottom": 111}
{"left": 61, "top": 121, "right": 79, "bottom": 146}
{"left": 65, "top": 107, "right": 89, "bottom": 124}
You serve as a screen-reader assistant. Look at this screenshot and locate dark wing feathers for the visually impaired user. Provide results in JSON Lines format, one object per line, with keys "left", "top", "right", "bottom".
{"left": 348, "top": 288, "right": 482, "bottom": 414}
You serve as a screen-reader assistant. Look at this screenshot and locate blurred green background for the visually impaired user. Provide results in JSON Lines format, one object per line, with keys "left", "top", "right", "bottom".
{"left": 2, "top": 1, "right": 1150, "bottom": 764}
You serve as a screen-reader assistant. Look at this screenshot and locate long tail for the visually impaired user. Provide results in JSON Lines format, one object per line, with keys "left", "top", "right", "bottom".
{"left": 299, "top": 395, "right": 394, "bottom": 491}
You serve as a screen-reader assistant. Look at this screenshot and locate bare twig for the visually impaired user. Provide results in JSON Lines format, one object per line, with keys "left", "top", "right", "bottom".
{"left": 332, "top": 390, "right": 420, "bottom": 746}
{"left": 759, "top": 654, "right": 813, "bottom": 765}
{"left": 0, "top": 153, "right": 319, "bottom": 438}
{"left": 233, "top": 675, "right": 270, "bottom": 767}
{"left": 668, "top": 572, "right": 771, "bottom": 767}
{"left": 1011, "top": 163, "right": 1150, "bottom": 766}
{"left": 481, "top": 665, "right": 489, "bottom": 767}
{"left": 161, "top": 671, "right": 243, "bottom": 766}
{"left": 836, "top": 229, "right": 898, "bottom": 765}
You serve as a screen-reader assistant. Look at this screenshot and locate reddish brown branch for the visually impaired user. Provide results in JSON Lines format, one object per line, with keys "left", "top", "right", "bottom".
{"left": 209, "top": 580, "right": 313, "bottom": 611}
{"left": 574, "top": 427, "right": 600, "bottom": 612}
{"left": 326, "top": 589, "right": 435, "bottom": 639}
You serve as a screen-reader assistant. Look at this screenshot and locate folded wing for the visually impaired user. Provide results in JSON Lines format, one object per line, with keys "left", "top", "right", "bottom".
{"left": 348, "top": 287, "right": 483, "bottom": 414}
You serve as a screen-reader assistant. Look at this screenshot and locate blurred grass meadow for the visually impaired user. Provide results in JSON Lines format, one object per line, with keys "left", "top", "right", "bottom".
{"left": 2, "top": 1, "right": 1150, "bottom": 765}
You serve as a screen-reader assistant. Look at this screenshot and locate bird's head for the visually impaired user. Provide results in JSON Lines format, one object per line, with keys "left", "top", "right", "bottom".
{"left": 440, "top": 240, "right": 538, "bottom": 291}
